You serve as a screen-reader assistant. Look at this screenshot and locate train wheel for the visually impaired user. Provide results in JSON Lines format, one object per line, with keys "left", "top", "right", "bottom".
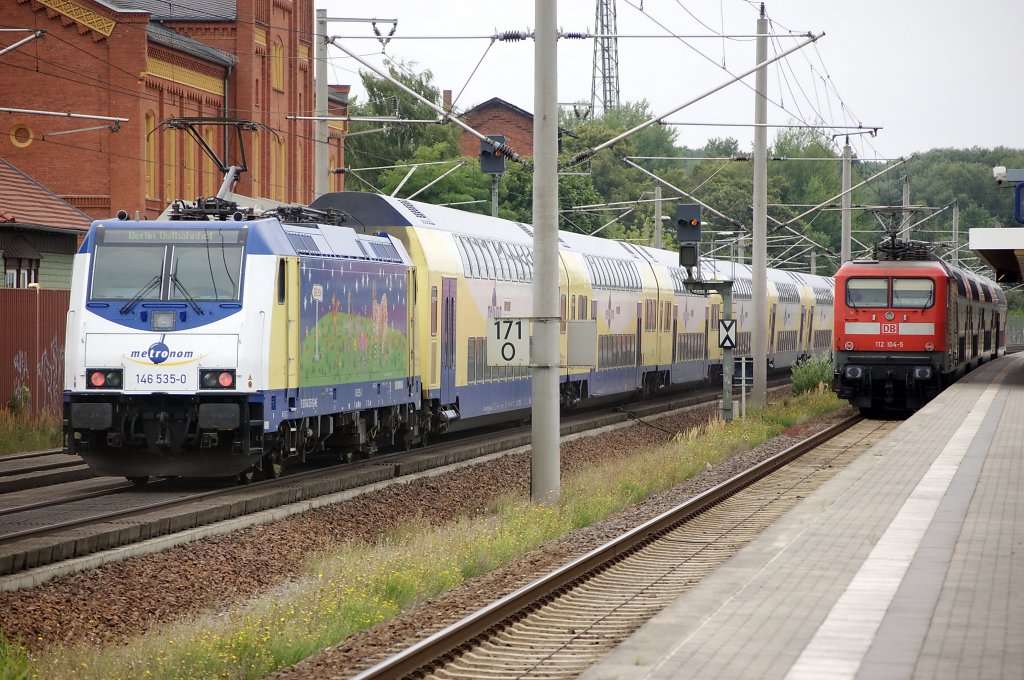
{"left": 127, "top": 476, "right": 149, "bottom": 487}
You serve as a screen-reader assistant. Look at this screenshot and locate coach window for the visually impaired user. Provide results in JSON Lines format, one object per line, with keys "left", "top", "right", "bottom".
{"left": 846, "top": 278, "right": 888, "bottom": 308}
{"left": 277, "top": 259, "right": 286, "bottom": 304}
{"left": 495, "top": 243, "right": 511, "bottom": 280}
{"left": 892, "top": 279, "right": 934, "bottom": 308}
{"left": 431, "top": 286, "right": 438, "bottom": 336}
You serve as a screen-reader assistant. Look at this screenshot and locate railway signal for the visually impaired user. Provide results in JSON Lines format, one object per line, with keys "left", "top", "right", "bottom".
{"left": 675, "top": 204, "right": 702, "bottom": 273}
{"left": 480, "top": 135, "right": 506, "bottom": 174}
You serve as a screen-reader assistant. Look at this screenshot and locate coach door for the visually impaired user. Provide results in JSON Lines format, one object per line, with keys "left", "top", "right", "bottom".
{"left": 440, "top": 277, "right": 457, "bottom": 404}
{"left": 284, "top": 257, "right": 300, "bottom": 410}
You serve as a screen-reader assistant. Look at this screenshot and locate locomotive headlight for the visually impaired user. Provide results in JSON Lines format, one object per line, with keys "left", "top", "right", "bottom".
{"left": 200, "top": 369, "right": 235, "bottom": 390}
{"left": 844, "top": 341, "right": 855, "bottom": 350}
{"left": 151, "top": 310, "right": 176, "bottom": 331}
{"left": 844, "top": 366, "right": 864, "bottom": 380}
{"left": 87, "top": 368, "right": 123, "bottom": 389}
{"left": 913, "top": 366, "right": 933, "bottom": 380}
{"left": 925, "top": 341, "right": 935, "bottom": 351}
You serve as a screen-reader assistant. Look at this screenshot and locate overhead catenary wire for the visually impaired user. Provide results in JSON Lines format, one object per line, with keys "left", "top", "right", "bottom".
{"left": 563, "top": 31, "right": 823, "bottom": 168}
{"left": 326, "top": 34, "right": 529, "bottom": 166}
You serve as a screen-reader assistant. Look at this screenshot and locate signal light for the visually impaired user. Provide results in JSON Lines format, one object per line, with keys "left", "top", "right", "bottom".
{"left": 480, "top": 134, "right": 507, "bottom": 174}
{"left": 674, "top": 204, "right": 702, "bottom": 244}
{"left": 87, "top": 368, "right": 123, "bottom": 389}
{"left": 201, "top": 369, "right": 235, "bottom": 390}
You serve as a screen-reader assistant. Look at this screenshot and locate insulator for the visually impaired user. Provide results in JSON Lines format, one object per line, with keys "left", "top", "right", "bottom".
{"left": 497, "top": 30, "right": 528, "bottom": 42}
{"left": 560, "top": 31, "right": 590, "bottom": 39}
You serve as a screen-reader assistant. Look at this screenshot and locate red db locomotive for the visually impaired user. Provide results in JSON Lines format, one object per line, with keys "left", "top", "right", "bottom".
{"left": 833, "top": 240, "right": 1005, "bottom": 413}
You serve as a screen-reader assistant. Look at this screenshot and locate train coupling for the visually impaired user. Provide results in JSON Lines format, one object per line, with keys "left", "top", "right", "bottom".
{"left": 435, "top": 407, "right": 460, "bottom": 433}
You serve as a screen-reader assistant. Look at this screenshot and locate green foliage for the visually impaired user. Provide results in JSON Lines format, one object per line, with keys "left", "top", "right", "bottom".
{"left": 0, "top": 634, "right": 31, "bottom": 680}
{"left": 791, "top": 356, "right": 835, "bottom": 395}
{"left": 345, "top": 61, "right": 1024, "bottom": 271}
{"left": 0, "top": 408, "right": 61, "bottom": 455}
{"left": 344, "top": 60, "right": 460, "bottom": 191}
{"left": 8, "top": 386, "right": 29, "bottom": 416}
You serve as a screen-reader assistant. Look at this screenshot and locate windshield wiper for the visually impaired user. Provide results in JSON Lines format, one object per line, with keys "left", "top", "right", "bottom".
{"left": 170, "top": 274, "right": 205, "bottom": 315}
{"left": 119, "top": 275, "right": 161, "bottom": 314}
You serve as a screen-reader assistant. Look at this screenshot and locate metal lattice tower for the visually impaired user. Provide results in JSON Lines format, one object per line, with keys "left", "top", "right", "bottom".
{"left": 590, "top": 0, "right": 620, "bottom": 116}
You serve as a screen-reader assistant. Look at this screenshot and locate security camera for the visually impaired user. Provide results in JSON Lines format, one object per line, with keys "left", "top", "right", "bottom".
{"left": 994, "top": 166, "right": 1007, "bottom": 184}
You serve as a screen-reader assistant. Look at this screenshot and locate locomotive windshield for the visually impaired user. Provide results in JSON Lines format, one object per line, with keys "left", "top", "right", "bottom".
{"left": 846, "top": 277, "right": 935, "bottom": 309}
{"left": 846, "top": 278, "right": 888, "bottom": 308}
{"left": 90, "top": 227, "right": 245, "bottom": 302}
{"left": 892, "top": 279, "right": 934, "bottom": 309}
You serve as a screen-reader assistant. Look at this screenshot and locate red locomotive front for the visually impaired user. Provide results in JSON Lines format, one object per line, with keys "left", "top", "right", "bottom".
{"left": 833, "top": 260, "right": 950, "bottom": 411}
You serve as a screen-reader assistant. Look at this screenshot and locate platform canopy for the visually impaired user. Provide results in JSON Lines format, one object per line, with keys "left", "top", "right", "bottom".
{"left": 969, "top": 228, "right": 1024, "bottom": 283}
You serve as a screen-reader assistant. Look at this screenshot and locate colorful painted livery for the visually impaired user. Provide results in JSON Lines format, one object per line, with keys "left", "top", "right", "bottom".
{"left": 64, "top": 192, "right": 835, "bottom": 481}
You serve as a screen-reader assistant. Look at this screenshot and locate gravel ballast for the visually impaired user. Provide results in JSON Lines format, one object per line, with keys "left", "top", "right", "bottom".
{"left": 0, "top": 395, "right": 854, "bottom": 678}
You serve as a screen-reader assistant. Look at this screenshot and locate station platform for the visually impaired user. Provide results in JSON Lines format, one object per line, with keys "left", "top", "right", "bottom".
{"left": 581, "top": 352, "right": 1024, "bottom": 680}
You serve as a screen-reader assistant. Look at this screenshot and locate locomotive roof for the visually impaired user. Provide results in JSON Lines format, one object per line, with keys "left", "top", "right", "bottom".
{"left": 80, "top": 215, "right": 410, "bottom": 265}
{"left": 838, "top": 258, "right": 1001, "bottom": 290}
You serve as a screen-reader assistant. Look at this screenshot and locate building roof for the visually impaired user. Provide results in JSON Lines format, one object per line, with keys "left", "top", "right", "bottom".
{"left": 147, "top": 21, "right": 235, "bottom": 67}
{"left": 0, "top": 159, "right": 91, "bottom": 232}
{"left": 463, "top": 97, "right": 534, "bottom": 120}
{"left": 105, "top": 0, "right": 236, "bottom": 21}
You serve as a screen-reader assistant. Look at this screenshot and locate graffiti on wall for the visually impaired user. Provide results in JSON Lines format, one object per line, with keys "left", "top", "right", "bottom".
{"left": 1, "top": 289, "right": 71, "bottom": 416}
{"left": 7, "top": 337, "right": 63, "bottom": 414}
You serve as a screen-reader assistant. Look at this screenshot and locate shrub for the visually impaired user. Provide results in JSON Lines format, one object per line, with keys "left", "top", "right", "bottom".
{"left": 8, "top": 386, "right": 30, "bottom": 417}
{"left": 791, "top": 355, "right": 834, "bottom": 394}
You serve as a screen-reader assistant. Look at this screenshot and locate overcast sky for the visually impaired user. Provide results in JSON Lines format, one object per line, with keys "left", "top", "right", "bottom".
{"left": 317, "top": 0, "right": 1022, "bottom": 161}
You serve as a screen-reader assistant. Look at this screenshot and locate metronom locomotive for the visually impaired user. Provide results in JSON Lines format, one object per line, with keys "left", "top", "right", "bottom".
{"left": 832, "top": 239, "right": 1006, "bottom": 413}
{"left": 64, "top": 192, "right": 835, "bottom": 483}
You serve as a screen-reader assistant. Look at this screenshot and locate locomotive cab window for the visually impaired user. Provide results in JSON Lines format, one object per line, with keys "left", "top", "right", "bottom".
{"left": 90, "top": 227, "right": 246, "bottom": 302}
{"left": 892, "top": 279, "right": 934, "bottom": 309}
{"left": 846, "top": 278, "right": 888, "bottom": 308}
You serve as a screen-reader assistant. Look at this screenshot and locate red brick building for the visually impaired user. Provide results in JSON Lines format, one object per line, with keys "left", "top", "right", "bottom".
{"left": 0, "top": 0, "right": 347, "bottom": 220}
{"left": 458, "top": 97, "right": 535, "bottom": 159}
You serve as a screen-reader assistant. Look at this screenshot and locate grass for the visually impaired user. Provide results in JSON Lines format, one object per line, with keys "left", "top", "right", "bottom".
{"left": 0, "top": 409, "right": 62, "bottom": 456}
{"left": 4, "top": 388, "right": 846, "bottom": 680}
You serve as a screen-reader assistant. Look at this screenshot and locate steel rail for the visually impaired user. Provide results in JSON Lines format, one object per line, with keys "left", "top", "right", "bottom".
{"left": 352, "top": 414, "right": 863, "bottom": 679}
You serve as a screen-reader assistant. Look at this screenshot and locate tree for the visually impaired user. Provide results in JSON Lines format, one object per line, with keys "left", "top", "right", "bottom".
{"left": 344, "top": 60, "right": 460, "bottom": 190}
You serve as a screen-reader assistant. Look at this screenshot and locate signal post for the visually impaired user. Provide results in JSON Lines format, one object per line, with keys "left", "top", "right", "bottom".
{"left": 677, "top": 204, "right": 736, "bottom": 422}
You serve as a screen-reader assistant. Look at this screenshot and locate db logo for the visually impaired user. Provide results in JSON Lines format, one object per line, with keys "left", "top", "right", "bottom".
{"left": 881, "top": 323, "right": 897, "bottom": 334}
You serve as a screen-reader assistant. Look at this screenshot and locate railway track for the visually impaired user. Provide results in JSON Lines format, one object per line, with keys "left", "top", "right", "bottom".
{"left": 352, "top": 415, "right": 899, "bottom": 680}
{"left": 0, "top": 381, "right": 768, "bottom": 589}
{"left": 0, "top": 450, "right": 94, "bottom": 493}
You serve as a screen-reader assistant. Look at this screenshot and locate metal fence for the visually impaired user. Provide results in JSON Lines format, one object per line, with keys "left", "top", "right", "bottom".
{"left": 0, "top": 289, "right": 70, "bottom": 416}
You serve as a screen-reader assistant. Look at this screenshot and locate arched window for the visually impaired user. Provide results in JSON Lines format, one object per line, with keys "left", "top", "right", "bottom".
{"left": 252, "top": 132, "right": 261, "bottom": 197}
{"left": 269, "top": 136, "right": 284, "bottom": 201}
{"left": 145, "top": 112, "right": 157, "bottom": 198}
{"left": 203, "top": 128, "right": 216, "bottom": 196}
{"left": 163, "top": 126, "right": 176, "bottom": 201}
{"left": 183, "top": 128, "right": 195, "bottom": 201}
{"left": 295, "top": 142, "right": 303, "bottom": 204}
{"left": 271, "top": 39, "right": 284, "bottom": 91}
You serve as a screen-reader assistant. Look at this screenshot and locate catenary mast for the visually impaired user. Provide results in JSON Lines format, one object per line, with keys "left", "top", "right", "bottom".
{"left": 591, "top": 0, "right": 620, "bottom": 115}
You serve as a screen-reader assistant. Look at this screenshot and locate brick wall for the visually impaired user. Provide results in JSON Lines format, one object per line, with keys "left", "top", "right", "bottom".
{"left": 459, "top": 103, "right": 535, "bottom": 158}
{"left": 0, "top": 1, "right": 318, "bottom": 220}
